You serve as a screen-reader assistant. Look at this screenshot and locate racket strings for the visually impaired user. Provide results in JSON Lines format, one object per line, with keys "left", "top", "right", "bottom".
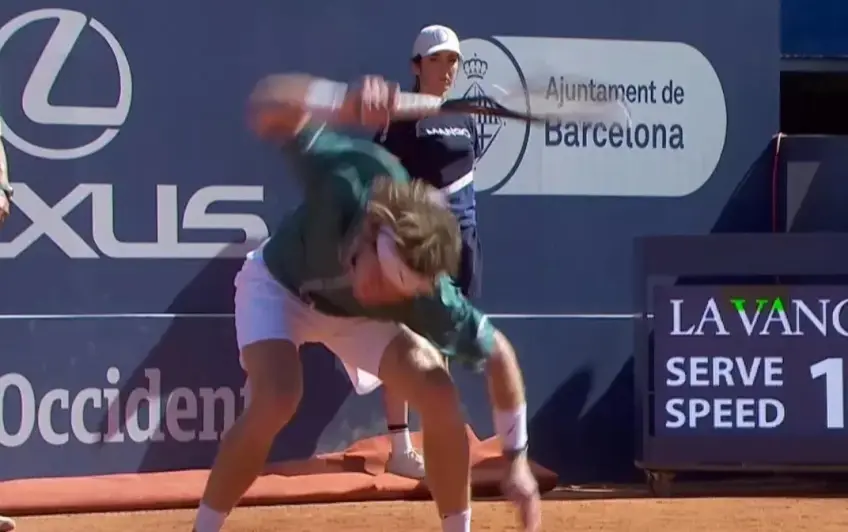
{"left": 521, "top": 74, "right": 633, "bottom": 126}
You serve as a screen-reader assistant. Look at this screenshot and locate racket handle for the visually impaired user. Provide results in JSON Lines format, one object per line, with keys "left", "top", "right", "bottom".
{"left": 394, "top": 92, "right": 444, "bottom": 117}
{"left": 306, "top": 84, "right": 443, "bottom": 118}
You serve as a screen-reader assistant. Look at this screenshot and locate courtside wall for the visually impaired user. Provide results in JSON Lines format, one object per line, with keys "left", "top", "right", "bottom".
{"left": 0, "top": 0, "right": 778, "bottom": 481}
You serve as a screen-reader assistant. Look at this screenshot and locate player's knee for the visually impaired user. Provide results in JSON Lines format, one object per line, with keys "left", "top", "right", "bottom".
{"left": 246, "top": 381, "right": 302, "bottom": 434}
{"left": 405, "top": 347, "right": 461, "bottom": 418}
{"left": 380, "top": 332, "right": 461, "bottom": 417}
{"left": 380, "top": 331, "right": 459, "bottom": 418}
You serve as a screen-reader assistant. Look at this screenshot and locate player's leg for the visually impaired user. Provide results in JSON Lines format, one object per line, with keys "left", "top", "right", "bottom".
{"left": 379, "top": 331, "right": 471, "bottom": 531}
{"left": 327, "top": 323, "right": 471, "bottom": 531}
{"left": 0, "top": 515, "right": 15, "bottom": 532}
{"left": 382, "top": 386, "right": 425, "bottom": 479}
{"left": 196, "top": 341, "right": 302, "bottom": 531}
{"left": 193, "top": 254, "right": 305, "bottom": 532}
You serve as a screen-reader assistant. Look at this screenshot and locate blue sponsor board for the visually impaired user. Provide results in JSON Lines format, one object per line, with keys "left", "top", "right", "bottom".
{"left": 0, "top": 0, "right": 777, "bottom": 481}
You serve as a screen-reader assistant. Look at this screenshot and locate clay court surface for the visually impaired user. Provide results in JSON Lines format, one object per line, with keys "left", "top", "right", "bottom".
{"left": 15, "top": 495, "right": 848, "bottom": 532}
{"left": 7, "top": 432, "right": 848, "bottom": 531}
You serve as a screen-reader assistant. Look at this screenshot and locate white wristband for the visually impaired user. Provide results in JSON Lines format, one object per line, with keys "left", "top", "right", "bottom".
{"left": 493, "top": 403, "right": 528, "bottom": 452}
{"left": 304, "top": 79, "right": 348, "bottom": 112}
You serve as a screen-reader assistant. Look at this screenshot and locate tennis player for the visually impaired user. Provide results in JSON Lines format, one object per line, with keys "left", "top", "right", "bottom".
{"left": 192, "top": 74, "right": 540, "bottom": 532}
{"left": 375, "top": 25, "right": 482, "bottom": 480}
{"left": 0, "top": 118, "right": 15, "bottom": 532}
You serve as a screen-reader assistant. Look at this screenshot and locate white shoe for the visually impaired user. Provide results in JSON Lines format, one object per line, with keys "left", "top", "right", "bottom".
{"left": 386, "top": 449, "right": 426, "bottom": 479}
{"left": 0, "top": 515, "right": 15, "bottom": 532}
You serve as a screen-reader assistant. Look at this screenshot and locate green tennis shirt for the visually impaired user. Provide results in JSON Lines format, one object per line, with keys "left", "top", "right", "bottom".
{"left": 261, "top": 123, "right": 496, "bottom": 369}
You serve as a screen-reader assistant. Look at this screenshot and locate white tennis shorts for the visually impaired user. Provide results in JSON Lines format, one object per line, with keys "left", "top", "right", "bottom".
{"left": 233, "top": 246, "right": 402, "bottom": 395}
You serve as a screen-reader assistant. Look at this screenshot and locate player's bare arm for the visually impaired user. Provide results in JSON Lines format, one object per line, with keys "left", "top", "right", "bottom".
{"left": 484, "top": 330, "right": 540, "bottom": 531}
{"left": 247, "top": 73, "right": 399, "bottom": 139}
{"left": 405, "top": 285, "right": 540, "bottom": 531}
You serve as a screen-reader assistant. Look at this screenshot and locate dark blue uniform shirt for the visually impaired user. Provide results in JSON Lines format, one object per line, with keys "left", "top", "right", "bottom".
{"left": 375, "top": 113, "right": 483, "bottom": 297}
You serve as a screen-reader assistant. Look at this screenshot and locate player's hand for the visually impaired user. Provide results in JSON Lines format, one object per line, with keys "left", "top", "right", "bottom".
{"left": 247, "top": 74, "right": 314, "bottom": 139}
{"left": 249, "top": 74, "right": 312, "bottom": 106}
{"left": 501, "top": 452, "right": 541, "bottom": 532}
{"left": 0, "top": 193, "right": 10, "bottom": 226}
{"left": 353, "top": 75, "right": 398, "bottom": 128}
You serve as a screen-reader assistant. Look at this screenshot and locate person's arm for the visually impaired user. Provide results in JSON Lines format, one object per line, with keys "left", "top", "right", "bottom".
{"left": 405, "top": 279, "right": 539, "bottom": 529}
{"left": 405, "top": 280, "right": 528, "bottom": 456}
{"left": 0, "top": 121, "right": 12, "bottom": 221}
{"left": 247, "top": 75, "right": 364, "bottom": 192}
{"left": 248, "top": 73, "right": 398, "bottom": 141}
{"left": 0, "top": 121, "right": 11, "bottom": 197}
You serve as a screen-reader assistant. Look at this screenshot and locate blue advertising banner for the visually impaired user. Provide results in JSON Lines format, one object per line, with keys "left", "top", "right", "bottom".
{"left": 0, "top": 0, "right": 778, "bottom": 481}
{"left": 782, "top": 0, "right": 848, "bottom": 58}
{"left": 651, "top": 285, "right": 848, "bottom": 466}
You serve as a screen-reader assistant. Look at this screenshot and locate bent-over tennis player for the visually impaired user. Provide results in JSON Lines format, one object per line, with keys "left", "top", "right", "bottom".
{"left": 191, "top": 74, "right": 540, "bottom": 532}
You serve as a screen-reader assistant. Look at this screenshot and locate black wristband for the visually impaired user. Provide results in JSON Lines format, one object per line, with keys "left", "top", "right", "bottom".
{"left": 503, "top": 444, "right": 528, "bottom": 460}
{"left": 1, "top": 185, "right": 12, "bottom": 200}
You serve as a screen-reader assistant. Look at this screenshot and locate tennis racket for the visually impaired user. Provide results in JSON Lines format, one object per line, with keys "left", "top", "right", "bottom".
{"left": 394, "top": 72, "right": 633, "bottom": 126}
{"left": 258, "top": 73, "right": 632, "bottom": 127}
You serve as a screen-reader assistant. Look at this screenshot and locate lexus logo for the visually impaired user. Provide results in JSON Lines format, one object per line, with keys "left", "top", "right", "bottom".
{"left": 0, "top": 9, "right": 133, "bottom": 160}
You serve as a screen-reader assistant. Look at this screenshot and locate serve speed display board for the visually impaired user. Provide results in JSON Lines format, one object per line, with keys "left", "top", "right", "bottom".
{"left": 651, "top": 285, "right": 848, "bottom": 466}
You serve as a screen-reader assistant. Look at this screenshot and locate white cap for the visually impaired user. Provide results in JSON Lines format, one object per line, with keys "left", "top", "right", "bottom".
{"left": 411, "top": 25, "right": 462, "bottom": 59}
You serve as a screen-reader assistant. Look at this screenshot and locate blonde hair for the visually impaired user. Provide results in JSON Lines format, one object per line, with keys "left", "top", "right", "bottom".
{"left": 367, "top": 177, "right": 461, "bottom": 280}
